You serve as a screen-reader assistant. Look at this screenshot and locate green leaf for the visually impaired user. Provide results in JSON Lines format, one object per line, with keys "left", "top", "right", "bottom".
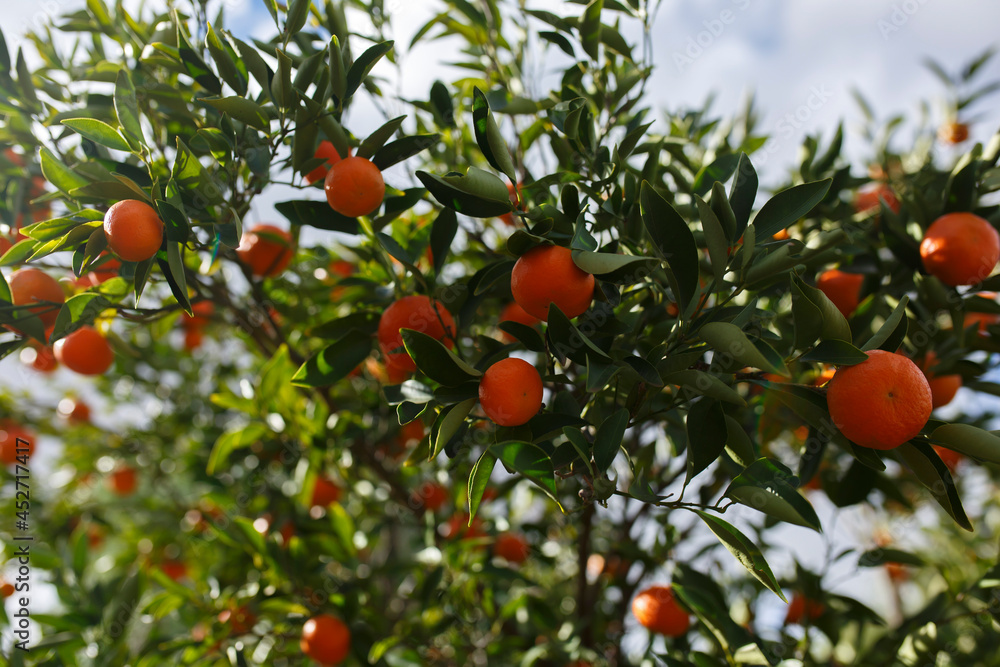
{"left": 750, "top": 179, "right": 832, "bottom": 239}
{"left": 693, "top": 153, "right": 741, "bottom": 197}
{"left": 724, "top": 415, "right": 756, "bottom": 467}
{"left": 429, "top": 208, "right": 458, "bottom": 276}
{"left": 725, "top": 458, "right": 822, "bottom": 531}
{"left": 401, "top": 329, "right": 481, "bottom": 386}
{"left": 357, "top": 115, "right": 405, "bottom": 159}
{"left": 430, "top": 398, "right": 475, "bottom": 459}
{"left": 858, "top": 548, "right": 924, "bottom": 568}
{"left": 61, "top": 118, "right": 131, "bottom": 151}
{"left": 570, "top": 250, "right": 659, "bottom": 280}
{"left": 275, "top": 200, "right": 359, "bottom": 235}
{"left": 231, "top": 35, "right": 274, "bottom": 97}
{"left": 328, "top": 35, "right": 347, "bottom": 106}
{"left": 547, "top": 304, "right": 610, "bottom": 364}
{"left": 728, "top": 152, "right": 757, "bottom": 237}
{"left": 177, "top": 26, "right": 222, "bottom": 94}
{"left": 291, "top": 329, "right": 372, "bottom": 387}
{"left": 286, "top": 0, "right": 311, "bottom": 34}
{"left": 685, "top": 399, "right": 728, "bottom": 484}
{"left": 468, "top": 449, "right": 497, "bottom": 519}
{"left": 206, "top": 23, "right": 247, "bottom": 95}
{"left": 345, "top": 40, "right": 393, "bottom": 98}
{"left": 792, "top": 275, "right": 852, "bottom": 343}
{"left": 580, "top": 0, "right": 604, "bottom": 60}
{"left": 799, "top": 340, "right": 868, "bottom": 365}
{"left": 203, "top": 97, "right": 270, "bottom": 131}
{"left": 207, "top": 422, "right": 269, "bottom": 474}
{"left": 931, "top": 423, "right": 1000, "bottom": 464}
{"left": 696, "top": 194, "right": 729, "bottom": 285}
{"left": 662, "top": 369, "right": 746, "bottom": 406}
{"left": 696, "top": 511, "right": 786, "bottom": 602}
{"left": 639, "top": 181, "right": 699, "bottom": 309}
{"left": 472, "top": 88, "right": 516, "bottom": 181}
{"left": 593, "top": 408, "right": 629, "bottom": 473}
{"left": 39, "top": 147, "right": 88, "bottom": 194}
{"left": 495, "top": 441, "right": 563, "bottom": 510}
{"left": 861, "top": 295, "right": 909, "bottom": 352}
{"left": 699, "top": 322, "right": 787, "bottom": 375}
{"left": 895, "top": 441, "right": 972, "bottom": 531}
{"left": 372, "top": 134, "right": 440, "bottom": 171}
{"left": 416, "top": 168, "right": 513, "bottom": 217}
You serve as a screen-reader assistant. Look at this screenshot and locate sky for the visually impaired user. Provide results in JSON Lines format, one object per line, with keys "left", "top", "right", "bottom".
{"left": 3, "top": 0, "right": 1000, "bottom": 657}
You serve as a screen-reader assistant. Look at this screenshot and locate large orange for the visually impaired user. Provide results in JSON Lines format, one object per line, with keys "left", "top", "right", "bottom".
{"left": 919, "top": 212, "right": 1000, "bottom": 286}
{"left": 855, "top": 183, "right": 900, "bottom": 215}
{"left": 301, "top": 613, "right": 351, "bottom": 665}
{"left": 377, "top": 295, "right": 456, "bottom": 372}
{"left": 54, "top": 326, "right": 115, "bottom": 375}
{"left": 826, "top": 350, "right": 932, "bottom": 450}
{"left": 479, "top": 357, "right": 543, "bottom": 427}
{"left": 511, "top": 245, "right": 595, "bottom": 321}
{"left": 305, "top": 140, "right": 346, "bottom": 185}
{"left": 498, "top": 301, "right": 540, "bottom": 342}
{"left": 324, "top": 156, "right": 385, "bottom": 217}
{"left": 816, "top": 269, "right": 864, "bottom": 318}
{"left": 631, "top": 585, "right": 691, "bottom": 637}
{"left": 8, "top": 268, "right": 65, "bottom": 328}
{"left": 919, "top": 351, "right": 962, "bottom": 409}
{"left": 0, "top": 420, "right": 34, "bottom": 465}
{"left": 103, "top": 199, "right": 164, "bottom": 262}
{"left": 236, "top": 224, "right": 294, "bottom": 277}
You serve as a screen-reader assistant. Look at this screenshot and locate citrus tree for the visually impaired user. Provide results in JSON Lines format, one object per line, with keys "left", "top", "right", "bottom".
{"left": 3, "top": 0, "right": 1000, "bottom": 665}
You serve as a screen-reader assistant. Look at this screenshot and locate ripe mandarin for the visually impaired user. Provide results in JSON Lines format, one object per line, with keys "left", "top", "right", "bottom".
{"left": 499, "top": 181, "right": 523, "bottom": 226}
{"left": 310, "top": 476, "right": 342, "bottom": 507}
{"left": 412, "top": 481, "right": 448, "bottom": 512}
{"left": 631, "top": 585, "right": 691, "bottom": 637}
{"left": 8, "top": 267, "right": 65, "bottom": 328}
{"left": 325, "top": 156, "right": 385, "bottom": 217}
{"left": 377, "top": 295, "right": 456, "bottom": 372}
{"left": 499, "top": 301, "right": 541, "bottom": 342}
{"left": 855, "top": 183, "right": 900, "bottom": 215}
{"left": 511, "top": 245, "right": 594, "bottom": 321}
{"left": 920, "top": 351, "right": 962, "bottom": 409}
{"left": 964, "top": 291, "right": 1000, "bottom": 334}
{"left": 784, "top": 594, "right": 825, "bottom": 625}
{"left": 494, "top": 532, "right": 530, "bottom": 563}
{"left": 237, "top": 224, "right": 294, "bottom": 277}
{"left": 939, "top": 121, "right": 969, "bottom": 145}
{"left": 109, "top": 465, "right": 137, "bottom": 496}
{"left": 305, "top": 140, "right": 345, "bottom": 184}
{"left": 826, "top": 350, "right": 932, "bottom": 450}
{"left": 301, "top": 614, "right": 351, "bottom": 665}
{"left": 103, "top": 199, "right": 164, "bottom": 262}
{"left": 54, "top": 326, "right": 115, "bottom": 375}
{"left": 0, "top": 420, "right": 34, "bottom": 465}
{"left": 919, "top": 212, "right": 1000, "bottom": 286}
{"left": 479, "top": 357, "right": 543, "bottom": 427}
{"left": 816, "top": 269, "right": 865, "bottom": 318}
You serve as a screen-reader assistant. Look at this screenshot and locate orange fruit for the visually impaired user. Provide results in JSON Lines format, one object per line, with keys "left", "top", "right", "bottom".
{"left": 499, "top": 181, "right": 523, "bottom": 226}
{"left": 771, "top": 228, "right": 791, "bottom": 241}
{"left": 441, "top": 513, "right": 486, "bottom": 541}
{"left": 933, "top": 444, "right": 963, "bottom": 472}
{"left": 28, "top": 345, "right": 58, "bottom": 373}
{"left": 58, "top": 398, "right": 91, "bottom": 424}
{"left": 855, "top": 183, "right": 900, "bottom": 215}
{"left": 813, "top": 367, "right": 836, "bottom": 387}
{"left": 826, "top": 350, "right": 932, "bottom": 450}
{"left": 8, "top": 268, "right": 65, "bottom": 328}
{"left": 939, "top": 121, "right": 969, "bottom": 145}
{"left": 377, "top": 295, "right": 456, "bottom": 372}
{"left": 631, "top": 585, "right": 691, "bottom": 637}
{"left": 310, "top": 476, "right": 342, "bottom": 507}
{"left": 324, "top": 156, "right": 385, "bottom": 217}
{"left": 103, "top": 199, "right": 164, "bottom": 262}
{"left": 219, "top": 606, "right": 257, "bottom": 635}
{"left": 301, "top": 614, "right": 351, "bottom": 665}
{"left": 784, "top": 594, "right": 825, "bottom": 624}
{"left": 816, "top": 269, "right": 864, "bottom": 318}
{"left": 0, "top": 579, "right": 14, "bottom": 598}
{"left": 54, "top": 326, "right": 115, "bottom": 375}
{"left": 498, "top": 301, "right": 541, "bottom": 342}
{"left": 398, "top": 420, "right": 425, "bottom": 447}
{"left": 0, "top": 235, "right": 12, "bottom": 256}
{"left": 184, "top": 328, "right": 204, "bottom": 351}
{"left": 328, "top": 259, "right": 354, "bottom": 279}
{"left": 0, "top": 420, "right": 34, "bottom": 465}
{"left": 494, "top": 532, "right": 530, "bottom": 563}
{"left": 964, "top": 291, "right": 1000, "bottom": 333}
{"left": 236, "top": 224, "right": 294, "bottom": 277}
{"left": 74, "top": 253, "right": 122, "bottom": 288}
{"left": 479, "top": 358, "right": 543, "bottom": 427}
{"left": 109, "top": 465, "right": 137, "bottom": 496}
{"left": 919, "top": 352, "right": 962, "bottom": 409}
{"left": 160, "top": 559, "right": 187, "bottom": 581}
{"left": 181, "top": 301, "right": 214, "bottom": 329}
{"left": 511, "top": 245, "right": 595, "bottom": 321}
{"left": 920, "top": 212, "right": 1000, "bottom": 286}
{"left": 886, "top": 562, "right": 909, "bottom": 583}
{"left": 305, "top": 140, "right": 346, "bottom": 185}
{"left": 412, "top": 481, "right": 448, "bottom": 512}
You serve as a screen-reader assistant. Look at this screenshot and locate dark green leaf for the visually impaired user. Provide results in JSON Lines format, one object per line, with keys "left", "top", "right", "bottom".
{"left": 696, "top": 511, "right": 786, "bottom": 602}
{"left": 291, "top": 329, "right": 372, "bottom": 387}
{"left": 639, "top": 181, "right": 699, "bottom": 309}
{"left": 685, "top": 399, "right": 728, "bottom": 484}
{"left": 750, "top": 179, "right": 832, "bottom": 239}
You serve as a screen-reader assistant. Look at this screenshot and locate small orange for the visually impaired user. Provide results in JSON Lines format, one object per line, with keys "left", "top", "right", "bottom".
{"left": 328, "top": 259, "right": 354, "bottom": 279}
{"left": 933, "top": 445, "right": 963, "bottom": 472}
{"left": 0, "top": 579, "right": 14, "bottom": 598}
{"left": 494, "top": 532, "right": 530, "bottom": 563}
{"left": 939, "top": 121, "right": 969, "bottom": 145}
{"left": 108, "top": 465, "right": 137, "bottom": 496}
{"left": 631, "top": 585, "right": 691, "bottom": 637}
{"left": 398, "top": 420, "right": 425, "bottom": 447}
{"left": 0, "top": 235, "right": 13, "bottom": 256}
{"left": 27, "top": 345, "right": 58, "bottom": 373}
{"left": 236, "top": 224, "right": 294, "bottom": 277}
{"left": 103, "top": 199, "right": 164, "bottom": 262}
{"left": 301, "top": 614, "right": 351, "bottom": 665}
{"left": 377, "top": 295, "right": 456, "bottom": 372}
{"left": 412, "top": 481, "right": 448, "bottom": 512}
{"left": 816, "top": 269, "right": 864, "bottom": 318}
{"left": 325, "top": 156, "right": 385, "bottom": 217}
{"left": 305, "top": 140, "right": 346, "bottom": 185}
{"left": 184, "top": 328, "right": 204, "bottom": 351}
{"left": 499, "top": 301, "right": 541, "bottom": 342}
{"left": 160, "top": 559, "right": 187, "bottom": 581}
{"left": 54, "top": 326, "right": 115, "bottom": 375}
{"left": 919, "top": 352, "right": 962, "bottom": 409}
{"left": 479, "top": 358, "right": 543, "bottom": 427}
{"left": 511, "top": 245, "right": 595, "bottom": 321}
{"left": 310, "top": 476, "right": 342, "bottom": 507}
{"left": 920, "top": 212, "right": 1000, "bottom": 286}
{"left": 855, "top": 183, "right": 901, "bottom": 215}
{"left": 218, "top": 605, "right": 257, "bottom": 635}
{"left": 964, "top": 291, "right": 1000, "bottom": 334}
{"left": 886, "top": 562, "right": 909, "bottom": 584}
{"left": 826, "top": 350, "right": 932, "bottom": 450}
{"left": 8, "top": 268, "right": 65, "bottom": 328}
{"left": 74, "top": 253, "right": 122, "bottom": 288}
{"left": 441, "top": 513, "right": 486, "bottom": 541}
{"left": 181, "top": 301, "right": 214, "bottom": 329}
{"left": 771, "top": 228, "right": 791, "bottom": 241}
{"left": 0, "top": 420, "right": 34, "bottom": 465}
{"left": 784, "top": 594, "right": 825, "bottom": 625}
{"left": 499, "top": 181, "right": 523, "bottom": 226}
{"left": 58, "top": 398, "right": 91, "bottom": 424}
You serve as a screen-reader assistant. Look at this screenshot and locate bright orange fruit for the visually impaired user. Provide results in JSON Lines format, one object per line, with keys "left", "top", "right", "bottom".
{"left": 236, "top": 224, "right": 294, "bottom": 277}
{"left": 103, "top": 199, "right": 164, "bottom": 262}
{"left": 325, "top": 156, "right": 385, "bottom": 217}
{"left": 54, "top": 326, "right": 115, "bottom": 375}
{"left": 631, "top": 585, "right": 691, "bottom": 637}
{"left": 920, "top": 212, "right": 1000, "bottom": 286}
{"left": 479, "top": 358, "right": 543, "bottom": 427}
{"left": 816, "top": 269, "right": 864, "bottom": 318}
{"left": 300, "top": 614, "right": 351, "bottom": 665}
{"left": 377, "top": 295, "right": 456, "bottom": 372}
{"left": 305, "top": 140, "right": 345, "bottom": 184}
{"left": 0, "top": 420, "right": 34, "bottom": 465}
{"left": 8, "top": 268, "right": 65, "bottom": 328}
{"left": 494, "top": 532, "right": 530, "bottom": 563}
{"left": 511, "top": 245, "right": 594, "bottom": 321}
